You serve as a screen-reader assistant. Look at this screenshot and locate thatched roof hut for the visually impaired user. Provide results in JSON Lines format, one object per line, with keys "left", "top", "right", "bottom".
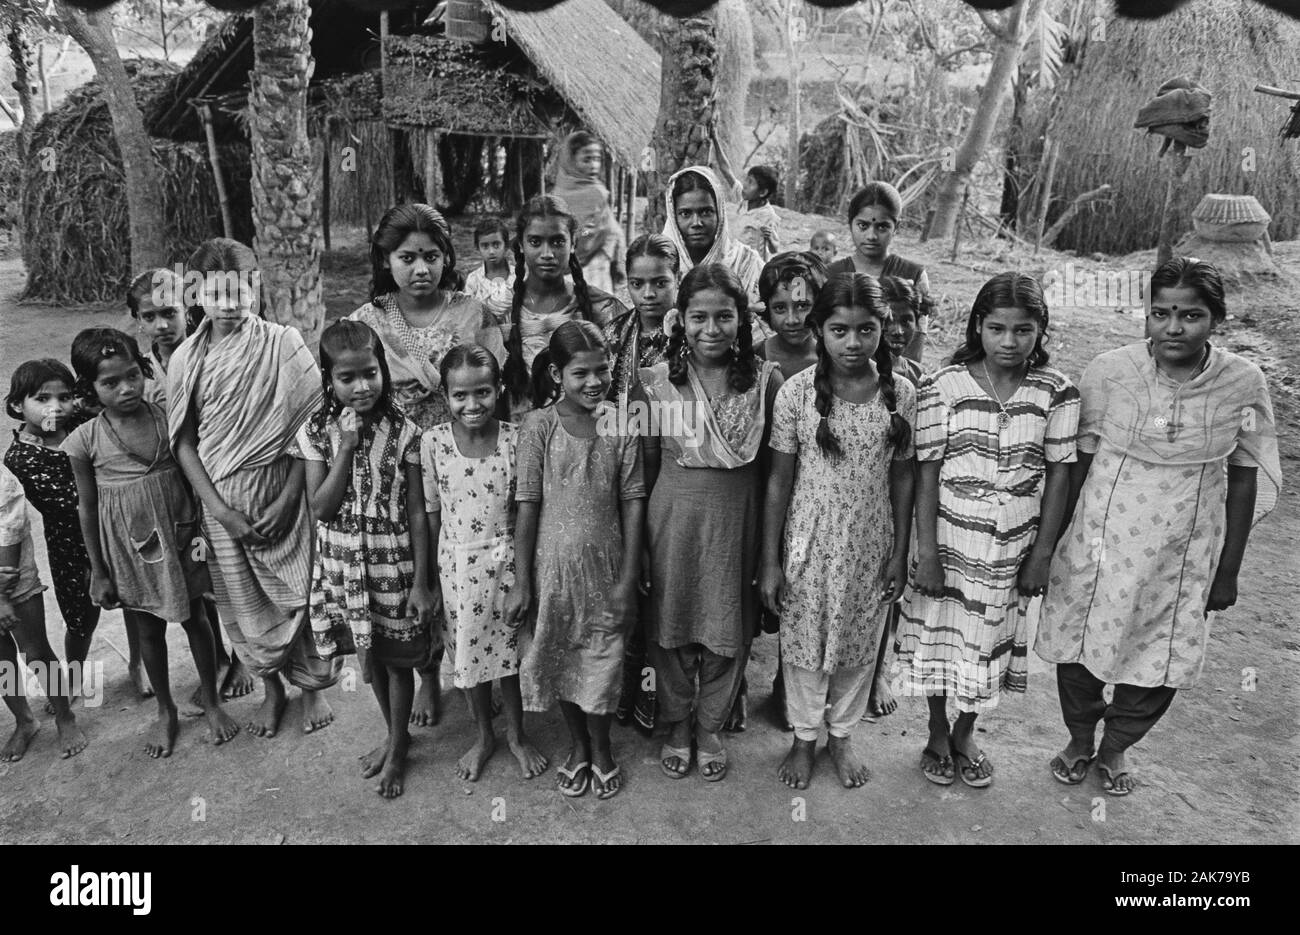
{"left": 1044, "top": 0, "right": 1300, "bottom": 256}
{"left": 20, "top": 59, "right": 253, "bottom": 303}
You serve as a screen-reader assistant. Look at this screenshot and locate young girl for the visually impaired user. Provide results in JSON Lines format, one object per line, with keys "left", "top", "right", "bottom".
{"left": 492, "top": 195, "right": 626, "bottom": 418}
{"left": 129, "top": 269, "right": 255, "bottom": 704}
{"left": 509, "top": 322, "right": 646, "bottom": 799}
{"left": 550, "top": 130, "right": 626, "bottom": 295}
{"left": 464, "top": 217, "right": 515, "bottom": 305}
{"left": 170, "top": 238, "right": 337, "bottom": 740}
{"left": 895, "top": 272, "right": 1078, "bottom": 788}
{"left": 5, "top": 360, "right": 115, "bottom": 693}
{"left": 605, "top": 233, "right": 679, "bottom": 409}
{"left": 298, "top": 320, "right": 435, "bottom": 798}
{"left": 423, "top": 344, "right": 548, "bottom": 783}
{"left": 0, "top": 461, "right": 87, "bottom": 761}
{"left": 880, "top": 276, "right": 925, "bottom": 387}
{"left": 760, "top": 273, "right": 916, "bottom": 789}
{"left": 64, "top": 328, "right": 238, "bottom": 757}
{"left": 660, "top": 166, "right": 764, "bottom": 309}
{"left": 827, "top": 183, "right": 935, "bottom": 365}
{"left": 755, "top": 255, "right": 820, "bottom": 378}
{"left": 1037, "top": 257, "right": 1281, "bottom": 796}
{"left": 642, "top": 264, "right": 783, "bottom": 780}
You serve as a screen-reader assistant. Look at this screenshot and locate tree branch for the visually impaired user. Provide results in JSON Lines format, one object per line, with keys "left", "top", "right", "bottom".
{"left": 977, "top": 7, "right": 1010, "bottom": 41}
{"left": 1042, "top": 183, "right": 1113, "bottom": 247}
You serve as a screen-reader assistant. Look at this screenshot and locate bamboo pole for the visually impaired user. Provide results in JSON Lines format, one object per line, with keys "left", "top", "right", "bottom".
{"left": 1034, "top": 138, "right": 1059, "bottom": 255}
{"left": 197, "top": 101, "right": 234, "bottom": 239}
{"left": 424, "top": 129, "right": 440, "bottom": 207}
{"left": 626, "top": 167, "right": 636, "bottom": 242}
{"left": 322, "top": 118, "right": 332, "bottom": 252}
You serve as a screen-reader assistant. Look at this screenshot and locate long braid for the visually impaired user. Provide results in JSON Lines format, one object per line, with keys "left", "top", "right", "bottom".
{"left": 568, "top": 253, "right": 593, "bottom": 320}
{"left": 729, "top": 308, "right": 757, "bottom": 393}
{"left": 812, "top": 343, "right": 842, "bottom": 459}
{"left": 665, "top": 314, "right": 689, "bottom": 385}
{"left": 501, "top": 243, "right": 530, "bottom": 412}
{"left": 873, "top": 336, "right": 909, "bottom": 448}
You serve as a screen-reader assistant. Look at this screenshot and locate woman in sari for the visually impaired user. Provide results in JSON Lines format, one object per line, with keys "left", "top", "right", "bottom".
{"left": 169, "top": 238, "right": 336, "bottom": 739}
{"left": 641, "top": 264, "right": 783, "bottom": 780}
{"left": 550, "top": 130, "right": 625, "bottom": 296}
{"left": 346, "top": 203, "right": 503, "bottom": 727}
{"left": 1036, "top": 257, "right": 1282, "bottom": 796}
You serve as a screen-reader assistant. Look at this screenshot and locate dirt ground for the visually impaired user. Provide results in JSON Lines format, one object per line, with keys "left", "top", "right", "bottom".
{"left": 0, "top": 219, "right": 1296, "bottom": 845}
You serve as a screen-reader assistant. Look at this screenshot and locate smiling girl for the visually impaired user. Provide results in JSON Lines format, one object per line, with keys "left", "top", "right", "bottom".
{"left": 1036, "top": 257, "right": 1281, "bottom": 796}
{"left": 895, "top": 272, "right": 1079, "bottom": 789}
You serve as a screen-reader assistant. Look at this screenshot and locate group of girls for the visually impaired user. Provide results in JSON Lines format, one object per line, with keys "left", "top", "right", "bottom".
{"left": 1, "top": 171, "right": 1279, "bottom": 805}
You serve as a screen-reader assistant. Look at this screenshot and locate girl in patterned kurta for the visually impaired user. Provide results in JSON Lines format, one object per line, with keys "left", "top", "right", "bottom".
{"left": 4, "top": 360, "right": 112, "bottom": 689}
{"left": 299, "top": 321, "right": 436, "bottom": 800}
{"left": 1037, "top": 258, "right": 1281, "bottom": 796}
{"left": 509, "top": 322, "right": 646, "bottom": 800}
{"left": 65, "top": 329, "right": 238, "bottom": 758}
{"left": 896, "top": 272, "right": 1079, "bottom": 788}
{"left": 760, "top": 273, "right": 916, "bottom": 790}
{"left": 423, "top": 344, "right": 549, "bottom": 784}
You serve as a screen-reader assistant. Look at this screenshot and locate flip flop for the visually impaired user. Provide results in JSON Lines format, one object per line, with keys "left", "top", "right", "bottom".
{"left": 1050, "top": 751, "right": 1096, "bottom": 785}
{"left": 919, "top": 746, "right": 955, "bottom": 786}
{"left": 556, "top": 760, "right": 590, "bottom": 798}
{"left": 660, "top": 743, "right": 692, "bottom": 779}
{"left": 954, "top": 749, "right": 993, "bottom": 788}
{"left": 1098, "top": 763, "right": 1133, "bottom": 797}
{"left": 697, "top": 746, "right": 728, "bottom": 782}
{"left": 592, "top": 763, "right": 622, "bottom": 800}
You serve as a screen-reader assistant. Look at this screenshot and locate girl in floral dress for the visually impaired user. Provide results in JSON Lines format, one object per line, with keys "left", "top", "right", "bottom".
{"left": 423, "top": 343, "right": 548, "bottom": 784}
{"left": 760, "top": 273, "right": 916, "bottom": 790}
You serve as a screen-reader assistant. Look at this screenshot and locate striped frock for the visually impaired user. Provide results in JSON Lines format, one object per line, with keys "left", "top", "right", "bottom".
{"left": 895, "top": 363, "right": 1079, "bottom": 712}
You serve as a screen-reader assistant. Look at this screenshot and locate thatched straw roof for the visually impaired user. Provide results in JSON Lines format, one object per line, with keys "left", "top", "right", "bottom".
{"left": 1045, "top": 0, "right": 1300, "bottom": 255}
{"left": 485, "top": 0, "right": 661, "bottom": 166}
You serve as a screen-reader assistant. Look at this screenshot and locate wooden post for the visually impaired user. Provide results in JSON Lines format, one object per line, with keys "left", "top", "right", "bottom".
{"left": 1034, "top": 138, "right": 1059, "bottom": 256}
{"left": 515, "top": 139, "right": 526, "bottom": 208}
{"left": 1155, "top": 153, "right": 1193, "bottom": 268}
{"left": 380, "top": 11, "right": 393, "bottom": 204}
{"left": 951, "top": 185, "right": 969, "bottom": 263}
{"left": 196, "top": 101, "right": 234, "bottom": 239}
{"left": 424, "top": 129, "right": 440, "bottom": 207}
{"left": 626, "top": 167, "right": 636, "bottom": 242}
{"left": 537, "top": 138, "right": 545, "bottom": 194}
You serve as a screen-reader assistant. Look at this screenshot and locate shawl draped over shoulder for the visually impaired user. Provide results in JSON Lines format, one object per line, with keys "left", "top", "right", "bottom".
{"left": 660, "top": 165, "right": 763, "bottom": 304}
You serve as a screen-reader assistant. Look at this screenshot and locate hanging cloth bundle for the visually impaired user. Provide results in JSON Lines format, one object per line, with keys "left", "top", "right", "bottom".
{"left": 1134, "top": 76, "right": 1213, "bottom": 156}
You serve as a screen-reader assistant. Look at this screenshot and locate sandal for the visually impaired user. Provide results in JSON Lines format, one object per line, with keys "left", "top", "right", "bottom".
{"left": 954, "top": 748, "right": 993, "bottom": 788}
{"left": 556, "top": 760, "right": 590, "bottom": 798}
{"left": 1050, "top": 751, "right": 1096, "bottom": 785}
{"left": 919, "top": 746, "right": 955, "bottom": 786}
{"left": 1098, "top": 763, "right": 1133, "bottom": 797}
{"left": 697, "top": 746, "right": 728, "bottom": 782}
{"left": 660, "top": 743, "right": 692, "bottom": 779}
{"left": 592, "top": 763, "right": 623, "bottom": 800}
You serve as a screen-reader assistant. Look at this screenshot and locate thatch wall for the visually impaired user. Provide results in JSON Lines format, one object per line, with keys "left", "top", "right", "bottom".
{"left": 21, "top": 61, "right": 253, "bottom": 303}
{"left": 1047, "top": 0, "right": 1300, "bottom": 255}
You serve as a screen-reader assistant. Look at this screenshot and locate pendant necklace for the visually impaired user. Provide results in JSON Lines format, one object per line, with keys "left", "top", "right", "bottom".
{"left": 982, "top": 359, "right": 1017, "bottom": 429}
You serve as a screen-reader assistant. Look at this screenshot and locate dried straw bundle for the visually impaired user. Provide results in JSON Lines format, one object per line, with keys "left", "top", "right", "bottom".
{"left": 1045, "top": 0, "right": 1300, "bottom": 255}
{"left": 20, "top": 60, "right": 252, "bottom": 303}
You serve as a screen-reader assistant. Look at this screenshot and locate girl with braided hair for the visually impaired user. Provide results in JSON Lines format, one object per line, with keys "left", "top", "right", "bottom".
{"left": 758, "top": 273, "right": 916, "bottom": 789}
{"left": 490, "top": 195, "right": 627, "bottom": 418}
{"left": 641, "top": 264, "right": 783, "bottom": 781}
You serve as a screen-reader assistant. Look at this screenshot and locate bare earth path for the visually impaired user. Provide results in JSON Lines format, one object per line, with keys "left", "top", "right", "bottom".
{"left": 0, "top": 232, "right": 1295, "bottom": 844}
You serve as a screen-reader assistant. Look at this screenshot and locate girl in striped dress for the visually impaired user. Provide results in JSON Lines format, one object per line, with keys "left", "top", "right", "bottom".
{"left": 299, "top": 320, "right": 436, "bottom": 799}
{"left": 895, "top": 272, "right": 1079, "bottom": 788}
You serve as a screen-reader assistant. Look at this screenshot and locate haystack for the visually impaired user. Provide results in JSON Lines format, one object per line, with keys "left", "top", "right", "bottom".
{"left": 1044, "top": 0, "right": 1300, "bottom": 256}
{"left": 21, "top": 59, "right": 252, "bottom": 303}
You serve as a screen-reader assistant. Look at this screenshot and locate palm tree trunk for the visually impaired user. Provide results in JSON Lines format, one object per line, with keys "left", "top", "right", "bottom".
{"left": 250, "top": 0, "right": 324, "bottom": 348}
{"left": 57, "top": 1, "right": 168, "bottom": 272}
{"left": 928, "top": 0, "right": 1043, "bottom": 242}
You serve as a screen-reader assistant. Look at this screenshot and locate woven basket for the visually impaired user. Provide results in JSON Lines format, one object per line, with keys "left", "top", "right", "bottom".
{"left": 1191, "top": 193, "right": 1271, "bottom": 242}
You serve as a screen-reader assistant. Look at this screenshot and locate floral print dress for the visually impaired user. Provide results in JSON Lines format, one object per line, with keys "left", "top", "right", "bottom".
{"left": 422, "top": 422, "right": 520, "bottom": 689}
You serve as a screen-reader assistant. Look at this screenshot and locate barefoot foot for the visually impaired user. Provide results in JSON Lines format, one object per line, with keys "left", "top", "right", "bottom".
{"left": 220, "top": 653, "right": 255, "bottom": 700}
{"left": 777, "top": 737, "right": 816, "bottom": 789}
{"left": 376, "top": 740, "right": 408, "bottom": 798}
{"left": 127, "top": 662, "right": 154, "bottom": 700}
{"left": 410, "top": 672, "right": 441, "bottom": 727}
{"left": 301, "top": 690, "right": 334, "bottom": 734}
{"left": 1, "top": 719, "right": 39, "bottom": 761}
{"left": 55, "top": 713, "right": 88, "bottom": 759}
{"left": 360, "top": 743, "right": 388, "bottom": 779}
{"left": 863, "top": 670, "right": 898, "bottom": 721}
{"left": 827, "top": 734, "right": 871, "bottom": 788}
{"left": 246, "top": 680, "right": 287, "bottom": 738}
{"left": 145, "top": 708, "right": 179, "bottom": 759}
{"left": 507, "top": 731, "right": 549, "bottom": 779}
{"left": 204, "top": 705, "right": 240, "bottom": 745}
{"left": 457, "top": 733, "right": 496, "bottom": 782}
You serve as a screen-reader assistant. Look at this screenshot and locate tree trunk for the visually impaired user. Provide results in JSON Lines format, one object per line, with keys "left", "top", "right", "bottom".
{"left": 57, "top": 2, "right": 168, "bottom": 273}
{"left": 783, "top": 0, "right": 801, "bottom": 208}
{"left": 249, "top": 0, "right": 324, "bottom": 348}
{"left": 646, "top": 12, "right": 723, "bottom": 233}
{"left": 5, "top": 18, "right": 38, "bottom": 163}
{"left": 928, "top": 0, "right": 1043, "bottom": 242}
{"left": 998, "top": 73, "right": 1027, "bottom": 227}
